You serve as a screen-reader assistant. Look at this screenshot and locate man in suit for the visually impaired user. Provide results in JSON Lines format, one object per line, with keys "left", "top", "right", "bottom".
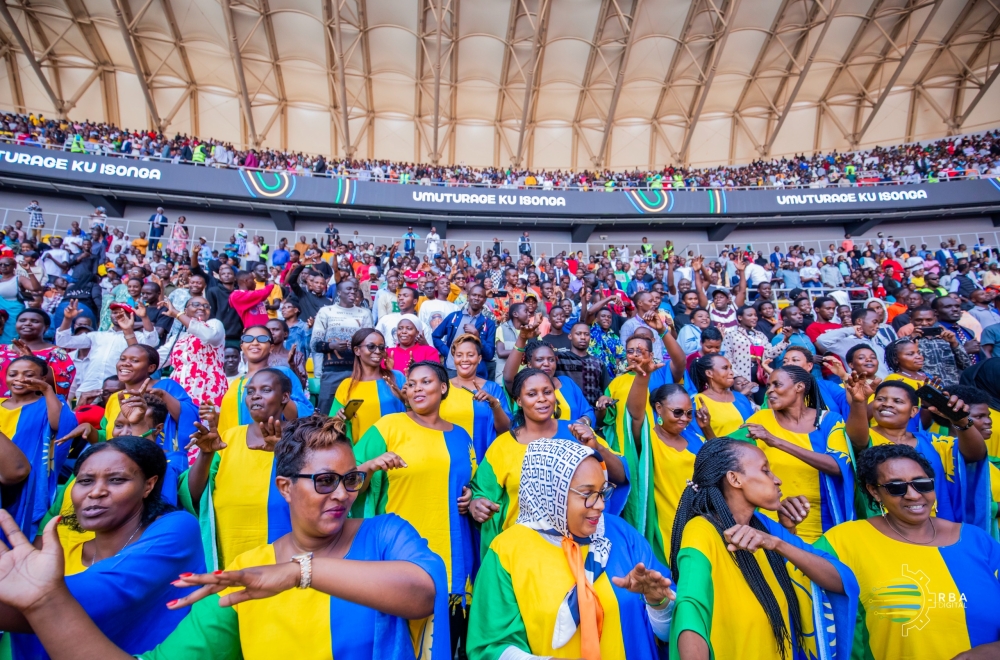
{"left": 769, "top": 246, "right": 785, "bottom": 268}
{"left": 934, "top": 241, "right": 954, "bottom": 269}
{"left": 148, "top": 207, "right": 167, "bottom": 250}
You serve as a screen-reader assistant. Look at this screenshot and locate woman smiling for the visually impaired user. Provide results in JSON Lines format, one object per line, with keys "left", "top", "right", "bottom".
{"left": 2, "top": 436, "right": 203, "bottom": 660}
{"left": 440, "top": 333, "right": 510, "bottom": 461}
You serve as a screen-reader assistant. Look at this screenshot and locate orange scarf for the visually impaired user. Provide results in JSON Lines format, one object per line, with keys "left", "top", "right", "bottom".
{"left": 561, "top": 535, "right": 604, "bottom": 660}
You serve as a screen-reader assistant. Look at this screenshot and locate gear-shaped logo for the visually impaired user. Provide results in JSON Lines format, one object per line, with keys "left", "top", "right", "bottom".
{"left": 869, "top": 564, "right": 933, "bottom": 635}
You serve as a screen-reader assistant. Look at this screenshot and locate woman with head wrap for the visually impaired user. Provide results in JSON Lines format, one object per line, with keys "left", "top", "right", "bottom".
{"left": 467, "top": 437, "right": 674, "bottom": 660}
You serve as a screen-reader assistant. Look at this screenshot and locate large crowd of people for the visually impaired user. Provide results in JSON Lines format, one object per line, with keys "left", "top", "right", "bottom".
{"left": 0, "top": 202, "right": 995, "bottom": 660}
{"left": 4, "top": 111, "right": 1000, "bottom": 189}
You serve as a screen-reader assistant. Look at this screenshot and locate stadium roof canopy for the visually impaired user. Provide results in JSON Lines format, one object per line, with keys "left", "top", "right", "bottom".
{"left": 0, "top": 0, "right": 998, "bottom": 170}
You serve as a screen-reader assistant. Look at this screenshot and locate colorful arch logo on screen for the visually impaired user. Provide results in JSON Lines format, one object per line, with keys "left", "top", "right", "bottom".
{"left": 238, "top": 170, "right": 296, "bottom": 199}
{"left": 707, "top": 189, "right": 727, "bottom": 214}
{"left": 626, "top": 189, "right": 673, "bottom": 214}
{"left": 333, "top": 176, "right": 356, "bottom": 205}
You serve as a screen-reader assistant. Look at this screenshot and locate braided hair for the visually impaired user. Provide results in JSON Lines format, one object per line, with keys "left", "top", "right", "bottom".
{"left": 771, "top": 365, "right": 825, "bottom": 428}
{"left": 669, "top": 438, "right": 802, "bottom": 660}
{"left": 883, "top": 338, "right": 916, "bottom": 373}
{"left": 509, "top": 367, "right": 559, "bottom": 439}
{"left": 690, "top": 354, "right": 724, "bottom": 393}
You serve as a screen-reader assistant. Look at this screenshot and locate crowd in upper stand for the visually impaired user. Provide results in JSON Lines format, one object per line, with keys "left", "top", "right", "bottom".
{"left": 3, "top": 110, "right": 1000, "bottom": 189}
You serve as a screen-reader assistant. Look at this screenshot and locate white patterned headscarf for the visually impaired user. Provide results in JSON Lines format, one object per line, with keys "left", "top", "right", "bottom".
{"left": 516, "top": 438, "right": 612, "bottom": 650}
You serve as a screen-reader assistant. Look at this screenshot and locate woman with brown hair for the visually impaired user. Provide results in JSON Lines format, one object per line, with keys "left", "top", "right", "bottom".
{"left": 329, "top": 328, "right": 406, "bottom": 444}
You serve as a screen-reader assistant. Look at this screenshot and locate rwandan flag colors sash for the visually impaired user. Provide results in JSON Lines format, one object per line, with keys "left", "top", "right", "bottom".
{"left": 622, "top": 406, "right": 704, "bottom": 566}
{"left": 1, "top": 397, "right": 76, "bottom": 541}
{"left": 178, "top": 426, "right": 291, "bottom": 571}
{"left": 670, "top": 513, "right": 858, "bottom": 660}
{"left": 329, "top": 371, "right": 406, "bottom": 444}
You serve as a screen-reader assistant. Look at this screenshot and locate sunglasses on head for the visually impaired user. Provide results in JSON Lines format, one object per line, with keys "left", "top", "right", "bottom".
{"left": 293, "top": 470, "right": 366, "bottom": 494}
{"left": 878, "top": 478, "right": 934, "bottom": 497}
{"left": 241, "top": 334, "right": 271, "bottom": 344}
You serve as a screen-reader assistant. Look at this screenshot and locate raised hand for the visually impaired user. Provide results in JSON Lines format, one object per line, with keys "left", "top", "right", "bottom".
{"left": 0, "top": 512, "right": 65, "bottom": 612}
{"left": 843, "top": 371, "right": 879, "bottom": 405}
{"left": 723, "top": 523, "right": 779, "bottom": 553}
{"left": 157, "top": 299, "right": 179, "bottom": 318}
{"left": 741, "top": 423, "right": 781, "bottom": 447}
{"left": 610, "top": 563, "right": 674, "bottom": 607}
{"left": 384, "top": 349, "right": 395, "bottom": 372}
{"left": 21, "top": 377, "right": 52, "bottom": 396}
{"left": 695, "top": 405, "right": 711, "bottom": 433}
{"left": 360, "top": 451, "right": 407, "bottom": 474}
{"left": 258, "top": 417, "right": 282, "bottom": 452}
{"left": 113, "top": 309, "right": 135, "bottom": 332}
{"left": 63, "top": 299, "right": 80, "bottom": 321}
{"left": 568, "top": 421, "right": 598, "bottom": 449}
{"left": 777, "top": 495, "right": 810, "bottom": 532}
{"left": 822, "top": 355, "right": 848, "bottom": 380}
{"left": 119, "top": 396, "right": 147, "bottom": 425}
{"left": 186, "top": 420, "right": 226, "bottom": 454}
{"left": 594, "top": 395, "right": 617, "bottom": 415}
{"left": 642, "top": 310, "right": 665, "bottom": 334}
{"left": 55, "top": 423, "right": 95, "bottom": 446}
{"left": 169, "top": 562, "right": 301, "bottom": 610}
{"left": 469, "top": 497, "right": 500, "bottom": 523}
{"left": 133, "top": 300, "right": 148, "bottom": 319}
{"left": 9, "top": 339, "right": 32, "bottom": 358}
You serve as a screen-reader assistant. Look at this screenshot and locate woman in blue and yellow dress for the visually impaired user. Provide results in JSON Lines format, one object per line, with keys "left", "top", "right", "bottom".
{"left": 0, "top": 436, "right": 204, "bottom": 660}
{"left": 468, "top": 437, "right": 675, "bottom": 660}
{"left": 844, "top": 376, "right": 989, "bottom": 523}
{"left": 0, "top": 416, "right": 451, "bottom": 660}
{"left": 183, "top": 368, "right": 292, "bottom": 571}
{"left": 0, "top": 355, "right": 75, "bottom": 540}
{"left": 740, "top": 365, "right": 855, "bottom": 543}
{"left": 623, "top": 347, "right": 707, "bottom": 565}
{"left": 354, "top": 360, "right": 477, "bottom": 658}
{"left": 670, "top": 437, "right": 858, "bottom": 660}
{"left": 689, "top": 353, "right": 756, "bottom": 439}
{"left": 439, "top": 333, "right": 510, "bottom": 461}
{"left": 817, "top": 443, "right": 1000, "bottom": 660}
{"left": 329, "top": 328, "right": 406, "bottom": 444}
{"left": 217, "top": 325, "right": 313, "bottom": 436}
{"left": 469, "top": 367, "right": 628, "bottom": 559}
{"left": 504, "top": 327, "right": 596, "bottom": 426}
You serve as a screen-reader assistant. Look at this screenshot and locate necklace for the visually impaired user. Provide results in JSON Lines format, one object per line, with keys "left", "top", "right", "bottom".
{"left": 885, "top": 515, "right": 937, "bottom": 545}
{"left": 89, "top": 519, "right": 144, "bottom": 567}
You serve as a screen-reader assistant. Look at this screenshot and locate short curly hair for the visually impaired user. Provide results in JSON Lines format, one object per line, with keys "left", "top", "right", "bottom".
{"left": 855, "top": 443, "right": 935, "bottom": 508}
{"left": 275, "top": 416, "right": 352, "bottom": 478}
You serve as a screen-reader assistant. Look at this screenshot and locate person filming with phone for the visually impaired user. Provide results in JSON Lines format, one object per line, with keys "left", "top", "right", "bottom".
{"left": 908, "top": 306, "right": 971, "bottom": 388}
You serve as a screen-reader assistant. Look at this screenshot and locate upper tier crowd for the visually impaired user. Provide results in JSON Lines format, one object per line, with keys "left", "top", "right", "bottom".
{"left": 0, "top": 191, "right": 994, "bottom": 655}
{"left": 4, "top": 110, "right": 1000, "bottom": 189}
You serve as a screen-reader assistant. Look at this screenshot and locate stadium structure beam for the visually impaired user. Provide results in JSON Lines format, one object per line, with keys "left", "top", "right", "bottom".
{"left": 648, "top": 0, "right": 708, "bottom": 166}
{"left": 952, "top": 6, "right": 1000, "bottom": 130}
{"left": 571, "top": 0, "right": 612, "bottom": 168}
{"left": 430, "top": 0, "right": 455, "bottom": 164}
{"left": 679, "top": 0, "right": 741, "bottom": 164}
{"left": 572, "top": 223, "right": 596, "bottom": 243}
{"left": 905, "top": 0, "right": 978, "bottom": 138}
{"left": 594, "top": 0, "right": 642, "bottom": 168}
{"left": 0, "top": 2, "right": 64, "bottom": 115}
{"left": 112, "top": 0, "right": 162, "bottom": 131}
{"left": 513, "top": 0, "right": 552, "bottom": 168}
{"left": 330, "top": 0, "right": 352, "bottom": 157}
{"left": 854, "top": 0, "right": 943, "bottom": 145}
{"left": 729, "top": 0, "right": 795, "bottom": 161}
{"left": 63, "top": 0, "right": 120, "bottom": 126}
{"left": 222, "top": 0, "right": 259, "bottom": 148}
{"left": 493, "top": 0, "right": 521, "bottom": 166}
{"left": 259, "top": 0, "right": 288, "bottom": 150}
{"left": 762, "top": 0, "right": 843, "bottom": 157}
{"left": 0, "top": 31, "right": 24, "bottom": 113}
{"left": 707, "top": 223, "right": 738, "bottom": 241}
{"left": 844, "top": 216, "right": 882, "bottom": 236}
{"left": 447, "top": 0, "right": 460, "bottom": 164}
{"left": 814, "top": 0, "right": 887, "bottom": 146}
{"left": 414, "top": 0, "right": 430, "bottom": 161}
{"left": 159, "top": 0, "right": 198, "bottom": 134}
{"left": 357, "top": 0, "right": 375, "bottom": 157}
{"left": 322, "top": 0, "right": 341, "bottom": 155}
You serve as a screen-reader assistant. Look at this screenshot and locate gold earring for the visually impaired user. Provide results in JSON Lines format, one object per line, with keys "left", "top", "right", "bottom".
{"left": 878, "top": 500, "right": 886, "bottom": 517}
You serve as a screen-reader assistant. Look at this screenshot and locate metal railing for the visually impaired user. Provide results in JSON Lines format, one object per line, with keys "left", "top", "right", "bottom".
{"left": 0, "top": 135, "right": 988, "bottom": 193}
{"left": 678, "top": 232, "right": 1000, "bottom": 260}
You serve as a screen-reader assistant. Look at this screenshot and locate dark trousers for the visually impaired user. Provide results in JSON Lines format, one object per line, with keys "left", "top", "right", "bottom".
{"left": 317, "top": 366, "right": 352, "bottom": 415}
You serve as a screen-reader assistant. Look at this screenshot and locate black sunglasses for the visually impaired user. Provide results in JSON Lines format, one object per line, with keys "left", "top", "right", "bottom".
{"left": 241, "top": 334, "right": 272, "bottom": 344}
{"left": 293, "top": 470, "right": 366, "bottom": 494}
{"left": 363, "top": 342, "right": 386, "bottom": 353}
{"left": 878, "top": 478, "right": 935, "bottom": 497}
{"left": 665, "top": 408, "right": 694, "bottom": 418}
